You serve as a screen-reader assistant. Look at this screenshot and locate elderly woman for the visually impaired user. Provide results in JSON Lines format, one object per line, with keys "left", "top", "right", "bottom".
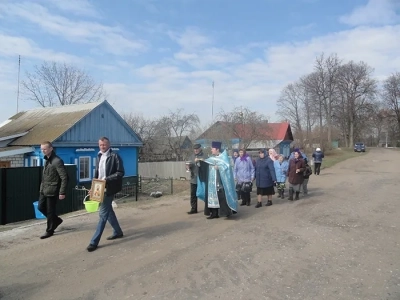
{"left": 287, "top": 150, "right": 306, "bottom": 200}
{"left": 234, "top": 149, "right": 255, "bottom": 206}
{"left": 274, "top": 154, "right": 289, "bottom": 199}
{"left": 255, "top": 149, "right": 277, "bottom": 207}
{"left": 268, "top": 148, "right": 279, "bottom": 161}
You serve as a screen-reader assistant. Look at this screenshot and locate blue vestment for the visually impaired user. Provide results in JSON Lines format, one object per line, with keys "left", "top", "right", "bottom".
{"left": 196, "top": 150, "right": 237, "bottom": 213}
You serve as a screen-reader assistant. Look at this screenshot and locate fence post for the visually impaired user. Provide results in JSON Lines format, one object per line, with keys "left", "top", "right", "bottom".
{"left": 170, "top": 177, "right": 173, "bottom": 195}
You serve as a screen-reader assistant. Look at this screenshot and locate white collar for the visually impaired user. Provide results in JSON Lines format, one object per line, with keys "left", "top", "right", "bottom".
{"left": 98, "top": 149, "right": 111, "bottom": 156}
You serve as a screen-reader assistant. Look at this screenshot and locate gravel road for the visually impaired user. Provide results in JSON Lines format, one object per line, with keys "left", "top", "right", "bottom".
{"left": 0, "top": 148, "right": 399, "bottom": 300}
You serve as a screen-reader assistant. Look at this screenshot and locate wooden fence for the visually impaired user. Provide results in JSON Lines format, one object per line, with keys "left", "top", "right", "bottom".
{"left": 139, "top": 161, "right": 191, "bottom": 180}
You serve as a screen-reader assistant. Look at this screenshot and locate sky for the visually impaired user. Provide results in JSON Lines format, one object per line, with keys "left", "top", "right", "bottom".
{"left": 0, "top": 0, "right": 399, "bottom": 126}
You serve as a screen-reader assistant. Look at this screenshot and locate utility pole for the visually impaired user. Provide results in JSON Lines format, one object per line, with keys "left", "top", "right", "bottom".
{"left": 17, "top": 55, "right": 21, "bottom": 113}
{"left": 212, "top": 81, "right": 214, "bottom": 122}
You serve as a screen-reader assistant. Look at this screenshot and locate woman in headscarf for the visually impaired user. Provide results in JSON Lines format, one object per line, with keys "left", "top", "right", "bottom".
{"left": 287, "top": 150, "right": 306, "bottom": 200}
{"left": 254, "top": 149, "right": 277, "bottom": 208}
{"left": 268, "top": 148, "right": 279, "bottom": 161}
{"left": 234, "top": 148, "right": 255, "bottom": 206}
{"left": 274, "top": 154, "right": 289, "bottom": 199}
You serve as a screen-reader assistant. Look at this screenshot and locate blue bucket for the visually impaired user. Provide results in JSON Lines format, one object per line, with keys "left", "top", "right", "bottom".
{"left": 33, "top": 201, "right": 46, "bottom": 219}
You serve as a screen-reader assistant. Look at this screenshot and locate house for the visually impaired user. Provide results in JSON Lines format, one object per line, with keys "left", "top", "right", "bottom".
{"left": 140, "top": 135, "right": 192, "bottom": 162}
{"left": 196, "top": 121, "right": 294, "bottom": 157}
{"left": 0, "top": 101, "right": 143, "bottom": 183}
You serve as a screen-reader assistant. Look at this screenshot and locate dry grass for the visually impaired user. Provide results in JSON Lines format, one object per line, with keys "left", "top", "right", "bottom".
{"left": 321, "top": 148, "right": 366, "bottom": 169}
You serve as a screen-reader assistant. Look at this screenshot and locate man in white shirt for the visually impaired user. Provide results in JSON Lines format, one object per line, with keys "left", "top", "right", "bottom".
{"left": 87, "top": 137, "right": 125, "bottom": 252}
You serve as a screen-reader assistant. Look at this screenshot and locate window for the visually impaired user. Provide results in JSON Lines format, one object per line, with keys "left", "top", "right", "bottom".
{"left": 79, "top": 156, "right": 91, "bottom": 181}
{"left": 31, "top": 157, "right": 40, "bottom": 167}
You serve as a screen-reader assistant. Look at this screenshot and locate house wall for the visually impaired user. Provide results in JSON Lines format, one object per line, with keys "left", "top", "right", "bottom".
{"left": 24, "top": 146, "right": 138, "bottom": 183}
{"left": 55, "top": 102, "right": 141, "bottom": 146}
{"left": 0, "top": 154, "right": 24, "bottom": 167}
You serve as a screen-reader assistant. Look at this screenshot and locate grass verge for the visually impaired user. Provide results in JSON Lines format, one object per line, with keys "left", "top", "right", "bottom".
{"left": 321, "top": 148, "right": 366, "bottom": 169}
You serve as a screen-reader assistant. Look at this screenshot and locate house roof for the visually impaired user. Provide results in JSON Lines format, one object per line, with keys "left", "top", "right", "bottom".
{"left": 0, "top": 102, "right": 101, "bottom": 146}
{"left": 0, "top": 146, "right": 35, "bottom": 158}
{"left": 197, "top": 121, "right": 293, "bottom": 141}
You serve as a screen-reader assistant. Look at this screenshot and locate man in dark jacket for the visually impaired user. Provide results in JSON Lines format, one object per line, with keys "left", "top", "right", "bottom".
{"left": 187, "top": 144, "right": 204, "bottom": 214}
{"left": 38, "top": 141, "right": 68, "bottom": 239}
{"left": 87, "top": 137, "right": 125, "bottom": 252}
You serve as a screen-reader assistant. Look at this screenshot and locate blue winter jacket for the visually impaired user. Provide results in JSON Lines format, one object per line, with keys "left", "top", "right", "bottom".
{"left": 234, "top": 155, "right": 255, "bottom": 183}
{"left": 312, "top": 151, "right": 324, "bottom": 163}
{"left": 255, "top": 154, "right": 277, "bottom": 188}
{"left": 274, "top": 160, "right": 289, "bottom": 183}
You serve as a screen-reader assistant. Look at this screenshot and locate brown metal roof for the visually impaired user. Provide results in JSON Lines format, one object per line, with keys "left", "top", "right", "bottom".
{"left": 0, "top": 102, "right": 101, "bottom": 146}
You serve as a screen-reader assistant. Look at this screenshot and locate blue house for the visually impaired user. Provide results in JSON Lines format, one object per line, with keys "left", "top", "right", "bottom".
{"left": 0, "top": 101, "right": 143, "bottom": 183}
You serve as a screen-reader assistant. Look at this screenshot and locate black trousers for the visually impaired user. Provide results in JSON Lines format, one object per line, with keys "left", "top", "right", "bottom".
{"left": 240, "top": 191, "right": 251, "bottom": 205}
{"left": 209, "top": 190, "right": 232, "bottom": 217}
{"left": 190, "top": 183, "right": 198, "bottom": 211}
{"left": 314, "top": 163, "right": 321, "bottom": 175}
{"left": 38, "top": 195, "right": 62, "bottom": 233}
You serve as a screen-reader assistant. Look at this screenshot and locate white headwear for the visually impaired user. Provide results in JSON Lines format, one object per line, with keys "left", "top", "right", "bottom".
{"left": 316, "top": 147, "right": 321, "bottom": 151}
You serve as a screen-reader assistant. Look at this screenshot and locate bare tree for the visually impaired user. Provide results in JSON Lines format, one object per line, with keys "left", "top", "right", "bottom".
{"left": 217, "top": 107, "right": 268, "bottom": 149}
{"left": 302, "top": 53, "right": 341, "bottom": 148}
{"left": 336, "top": 61, "right": 377, "bottom": 146}
{"left": 382, "top": 72, "right": 400, "bottom": 135}
{"left": 22, "top": 61, "right": 106, "bottom": 107}
{"left": 156, "top": 109, "right": 200, "bottom": 161}
{"left": 121, "top": 112, "right": 159, "bottom": 160}
{"left": 277, "top": 82, "right": 306, "bottom": 144}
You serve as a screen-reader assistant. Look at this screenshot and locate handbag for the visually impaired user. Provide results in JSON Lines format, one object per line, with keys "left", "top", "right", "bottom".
{"left": 241, "top": 182, "right": 253, "bottom": 193}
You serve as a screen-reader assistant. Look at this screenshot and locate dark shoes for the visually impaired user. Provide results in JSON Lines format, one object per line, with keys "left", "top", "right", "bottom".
{"left": 255, "top": 202, "right": 262, "bottom": 208}
{"left": 87, "top": 244, "right": 98, "bottom": 252}
{"left": 187, "top": 210, "right": 198, "bottom": 214}
{"left": 40, "top": 232, "right": 54, "bottom": 239}
{"left": 54, "top": 218, "right": 63, "bottom": 231}
{"left": 265, "top": 200, "right": 272, "bottom": 206}
{"left": 106, "top": 233, "right": 124, "bottom": 240}
{"left": 206, "top": 215, "right": 219, "bottom": 219}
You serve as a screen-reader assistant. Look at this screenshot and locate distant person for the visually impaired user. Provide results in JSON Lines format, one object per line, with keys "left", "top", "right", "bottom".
{"left": 234, "top": 148, "right": 255, "bottom": 206}
{"left": 231, "top": 149, "right": 240, "bottom": 201}
{"left": 38, "top": 141, "right": 68, "bottom": 239}
{"left": 87, "top": 137, "right": 124, "bottom": 252}
{"left": 302, "top": 159, "right": 313, "bottom": 195}
{"left": 255, "top": 149, "right": 277, "bottom": 207}
{"left": 312, "top": 147, "right": 324, "bottom": 175}
{"left": 274, "top": 154, "right": 289, "bottom": 199}
{"left": 287, "top": 150, "right": 306, "bottom": 201}
{"left": 187, "top": 144, "right": 204, "bottom": 214}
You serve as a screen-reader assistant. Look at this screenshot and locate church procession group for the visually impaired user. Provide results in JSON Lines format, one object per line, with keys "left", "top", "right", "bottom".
{"left": 37, "top": 136, "right": 324, "bottom": 253}
{"left": 186, "top": 141, "right": 325, "bottom": 219}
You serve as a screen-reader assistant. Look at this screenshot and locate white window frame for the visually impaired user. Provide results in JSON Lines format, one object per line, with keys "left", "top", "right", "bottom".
{"left": 79, "top": 156, "right": 91, "bottom": 181}
{"left": 30, "top": 157, "right": 40, "bottom": 167}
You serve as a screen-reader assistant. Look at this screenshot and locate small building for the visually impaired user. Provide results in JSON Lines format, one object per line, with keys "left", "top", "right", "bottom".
{"left": 196, "top": 121, "right": 294, "bottom": 157}
{"left": 0, "top": 101, "right": 143, "bottom": 183}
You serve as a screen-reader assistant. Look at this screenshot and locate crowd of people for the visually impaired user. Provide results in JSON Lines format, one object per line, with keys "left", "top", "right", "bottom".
{"left": 186, "top": 142, "right": 325, "bottom": 217}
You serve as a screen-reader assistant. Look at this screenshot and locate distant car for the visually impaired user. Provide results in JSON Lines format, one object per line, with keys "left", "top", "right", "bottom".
{"left": 354, "top": 142, "right": 366, "bottom": 152}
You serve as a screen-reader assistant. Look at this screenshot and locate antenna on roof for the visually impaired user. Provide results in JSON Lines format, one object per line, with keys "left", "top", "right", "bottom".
{"left": 16, "top": 55, "right": 21, "bottom": 113}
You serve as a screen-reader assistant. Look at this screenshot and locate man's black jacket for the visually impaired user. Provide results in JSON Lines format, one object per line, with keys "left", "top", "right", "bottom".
{"left": 94, "top": 149, "right": 125, "bottom": 196}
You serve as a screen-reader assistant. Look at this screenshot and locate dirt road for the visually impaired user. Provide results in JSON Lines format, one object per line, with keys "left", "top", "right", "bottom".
{"left": 1, "top": 148, "right": 399, "bottom": 300}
